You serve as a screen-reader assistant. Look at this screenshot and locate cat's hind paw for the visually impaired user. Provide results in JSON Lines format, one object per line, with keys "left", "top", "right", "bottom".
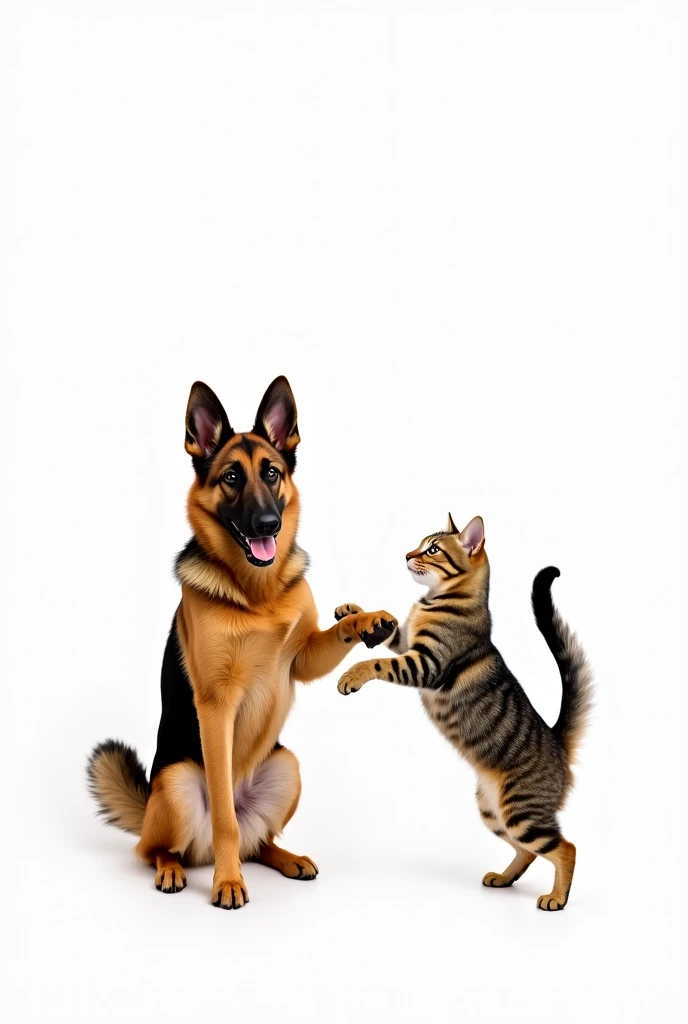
{"left": 482, "top": 871, "right": 518, "bottom": 889}
{"left": 537, "top": 892, "right": 568, "bottom": 911}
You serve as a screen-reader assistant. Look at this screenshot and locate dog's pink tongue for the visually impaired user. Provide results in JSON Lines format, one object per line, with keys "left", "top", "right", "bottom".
{"left": 249, "top": 536, "right": 276, "bottom": 561}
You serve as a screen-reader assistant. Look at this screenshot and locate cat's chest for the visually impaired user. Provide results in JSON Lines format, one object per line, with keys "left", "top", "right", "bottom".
{"left": 407, "top": 601, "right": 435, "bottom": 644}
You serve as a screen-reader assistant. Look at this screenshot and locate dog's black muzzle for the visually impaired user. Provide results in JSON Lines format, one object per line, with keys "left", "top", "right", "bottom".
{"left": 218, "top": 503, "right": 282, "bottom": 566}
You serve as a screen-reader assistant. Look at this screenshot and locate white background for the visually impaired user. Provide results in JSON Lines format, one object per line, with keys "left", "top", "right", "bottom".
{"left": 1, "top": 1, "right": 684, "bottom": 1021}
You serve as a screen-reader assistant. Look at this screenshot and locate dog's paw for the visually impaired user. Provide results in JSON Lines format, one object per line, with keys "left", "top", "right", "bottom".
{"left": 334, "top": 603, "right": 363, "bottom": 621}
{"left": 281, "top": 855, "right": 319, "bottom": 880}
{"left": 155, "top": 865, "right": 187, "bottom": 894}
{"left": 211, "top": 876, "right": 249, "bottom": 910}
{"left": 337, "top": 611, "right": 397, "bottom": 648}
{"left": 356, "top": 612, "right": 397, "bottom": 649}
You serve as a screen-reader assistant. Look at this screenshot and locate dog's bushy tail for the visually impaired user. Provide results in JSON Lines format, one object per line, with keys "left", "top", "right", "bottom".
{"left": 532, "top": 567, "right": 594, "bottom": 764}
{"left": 87, "top": 740, "right": 150, "bottom": 835}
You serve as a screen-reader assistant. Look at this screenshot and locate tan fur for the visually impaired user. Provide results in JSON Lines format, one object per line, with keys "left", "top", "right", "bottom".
{"left": 131, "top": 380, "right": 396, "bottom": 908}
{"left": 87, "top": 744, "right": 149, "bottom": 834}
{"left": 537, "top": 839, "right": 576, "bottom": 910}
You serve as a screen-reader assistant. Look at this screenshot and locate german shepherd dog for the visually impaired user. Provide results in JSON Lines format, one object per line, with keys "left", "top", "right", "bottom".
{"left": 88, "top": 377, "right": 397, "bottom": 909}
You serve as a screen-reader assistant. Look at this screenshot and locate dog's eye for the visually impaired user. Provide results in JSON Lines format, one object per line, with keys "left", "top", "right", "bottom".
{"left": 427, "top": 545, "right": 440, "bottom": 555}
{"left": 223, "top": 470, "right": 237, "bottom": 485}
{"left": 266, "top": 467, "right": 278, "bottom": 481}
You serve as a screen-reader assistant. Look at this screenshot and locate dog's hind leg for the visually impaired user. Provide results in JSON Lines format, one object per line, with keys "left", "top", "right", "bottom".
{"left": 153, "top": 851, "right": 187, "bottom": 893}
{"left": 239, "top": 745, "right": 319, "bottom": 881}
{"left": 135, "top": 760, "right": 212, "bottom": 893}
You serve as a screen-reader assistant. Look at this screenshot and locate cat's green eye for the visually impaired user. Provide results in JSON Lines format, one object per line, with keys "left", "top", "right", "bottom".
{"left": 427, "top": 545, "right": 440, "bottom": 555}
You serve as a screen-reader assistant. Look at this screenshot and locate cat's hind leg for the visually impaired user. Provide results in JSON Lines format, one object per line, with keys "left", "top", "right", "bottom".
{"left": 501, "top": 808, "right": 576, "bottom": 910}
{"left": 482, "top": 837, "right": 536, "bottom": 889}
{"left": 535, "top": 838, "right": 576, "bottom": 911}
{"left": 477, "top": 782, "right": 536, "bottom": 888}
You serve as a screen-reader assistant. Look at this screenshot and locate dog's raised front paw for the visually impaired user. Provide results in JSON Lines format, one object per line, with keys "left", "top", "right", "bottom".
{"left": 334, "top": 603, "right": 363, "bottom": 621}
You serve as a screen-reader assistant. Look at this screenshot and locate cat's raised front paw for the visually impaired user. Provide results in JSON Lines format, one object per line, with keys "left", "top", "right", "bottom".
{"left": 337, "top": 664, "right": 371, "bottom": 695}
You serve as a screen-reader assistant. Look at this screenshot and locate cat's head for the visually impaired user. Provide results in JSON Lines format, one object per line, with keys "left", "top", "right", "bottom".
{"left": 406, "top": 514, "right": 485, "bottom": 590}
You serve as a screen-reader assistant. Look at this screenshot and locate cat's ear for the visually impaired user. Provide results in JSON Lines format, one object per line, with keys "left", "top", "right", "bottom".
{"left": 459, "top": 516, "right": 485, "bottom": 556}
{"left": 253, "top": 376, "right": 300, "bottom": 459}
{"left": 446, "top": 512, "right": 459, "bottom": 534}
{"left": 185, "top": 382, "right": 233, "bottom": 460}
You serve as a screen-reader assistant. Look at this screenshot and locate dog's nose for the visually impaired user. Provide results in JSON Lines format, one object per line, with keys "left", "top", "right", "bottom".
{"left": 252, "top": 512, "right": 281, "bottom": 536}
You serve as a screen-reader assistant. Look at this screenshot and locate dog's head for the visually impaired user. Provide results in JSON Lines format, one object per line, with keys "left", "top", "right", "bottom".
{"left": 184, "top": 377, "right": 300, "bottom": 570}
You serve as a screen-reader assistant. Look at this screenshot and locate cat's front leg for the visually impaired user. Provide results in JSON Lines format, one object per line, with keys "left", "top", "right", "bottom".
{"left": 337, "top": 660, "right": 378, "bottom": 694}
{"left": 337, "top": 649, "right": 433, "bottom": 694}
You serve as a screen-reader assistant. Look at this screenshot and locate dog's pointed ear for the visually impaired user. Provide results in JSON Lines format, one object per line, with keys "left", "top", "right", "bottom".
{"left": 446, "top": 512, "right": 459, "bottom": 534}
{"left": 185, "top": 382, "right": 233, "bottom": 460}
{"left": 253, "top": 376, "right": 300, "bottom": 462}
{"left": 459, "top": 516, "right": 485, "bottom": 556}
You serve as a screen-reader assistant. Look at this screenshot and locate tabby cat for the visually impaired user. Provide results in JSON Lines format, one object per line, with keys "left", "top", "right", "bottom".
{"left": 337, "top": 514, "right": 592, "bottom": 911}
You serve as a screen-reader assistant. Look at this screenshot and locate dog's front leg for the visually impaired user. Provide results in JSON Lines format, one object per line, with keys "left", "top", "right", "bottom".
{"left": 292, "top": 609, "right": 398, "bottom": 683}
{"left": 195, "top": 696, "right": 248, "bottom": 910}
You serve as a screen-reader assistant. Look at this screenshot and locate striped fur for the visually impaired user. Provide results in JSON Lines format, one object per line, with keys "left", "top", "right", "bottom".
{"left": 337, "top": 514, "right": 593, "bottom": 911}
{"left": 532, "top": 567, "right": 594, "bottom": 763}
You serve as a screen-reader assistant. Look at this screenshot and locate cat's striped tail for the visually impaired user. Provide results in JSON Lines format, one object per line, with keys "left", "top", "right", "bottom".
{"left": 531, "top": 567, "right": 593, "bottom": 763}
